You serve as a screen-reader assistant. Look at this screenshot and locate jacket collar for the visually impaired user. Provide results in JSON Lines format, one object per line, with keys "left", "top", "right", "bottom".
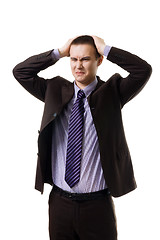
{"left": 61, "top": 76, "right": 104, "bottom": 105}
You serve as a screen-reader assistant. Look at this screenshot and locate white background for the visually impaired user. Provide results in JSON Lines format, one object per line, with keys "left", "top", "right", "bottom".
{"left": 0, "top": 0, "right": 160, "bottom": 239}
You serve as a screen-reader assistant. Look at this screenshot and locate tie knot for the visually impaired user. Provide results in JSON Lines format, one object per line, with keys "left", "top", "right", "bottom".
{"left": 77, "top": 90, "right": 85, "bottom": 99}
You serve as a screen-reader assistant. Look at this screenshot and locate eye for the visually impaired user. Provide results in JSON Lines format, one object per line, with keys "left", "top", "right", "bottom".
{"left": 71, "top": 58, "right": 77, "bottom": 62}
{"left": 82, "top": 57, "right": 90, "bottom": 61}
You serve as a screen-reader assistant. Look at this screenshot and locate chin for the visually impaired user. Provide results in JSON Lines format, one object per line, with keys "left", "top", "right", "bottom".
{"left": 76, "top": 79, "right": 88, "bottom": 85}
{"left": 75, "top": 75, "right": 86, "bottom": 82}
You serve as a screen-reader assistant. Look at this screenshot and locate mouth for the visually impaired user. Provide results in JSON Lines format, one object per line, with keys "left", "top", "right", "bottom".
{"left": 76, "top": 72, "right": 85, "bottom": 76}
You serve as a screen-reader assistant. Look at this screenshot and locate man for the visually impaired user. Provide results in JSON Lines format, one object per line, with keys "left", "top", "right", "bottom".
{"left": 13, "top": 35, "right": 152, "bottom": 240}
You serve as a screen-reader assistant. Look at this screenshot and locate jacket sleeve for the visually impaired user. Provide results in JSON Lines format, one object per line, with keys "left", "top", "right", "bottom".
{"left": 13, "top": 50, "right": 58, "bottom": 102}
{"left": 107, "top": 47, "right": 152, "bottom": 107}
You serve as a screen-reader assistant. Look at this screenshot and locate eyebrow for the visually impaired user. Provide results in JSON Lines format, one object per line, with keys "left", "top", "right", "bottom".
{"left": 70, "top": 56, "right": 91, "bottom": 61}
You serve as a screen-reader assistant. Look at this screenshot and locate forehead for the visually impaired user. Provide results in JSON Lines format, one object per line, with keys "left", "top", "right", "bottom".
{"left": 70, "top": 44, "right": 95, "bottom": 58}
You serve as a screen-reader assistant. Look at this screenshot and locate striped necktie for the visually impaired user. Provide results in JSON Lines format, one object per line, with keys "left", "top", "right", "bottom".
{"left": 65, "top": 90, "right": 86, "bottom": 188}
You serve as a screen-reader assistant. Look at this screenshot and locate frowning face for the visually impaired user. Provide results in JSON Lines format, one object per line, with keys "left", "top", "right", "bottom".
{"left": 70, "top": 44, "right": 103, "bottom": 89}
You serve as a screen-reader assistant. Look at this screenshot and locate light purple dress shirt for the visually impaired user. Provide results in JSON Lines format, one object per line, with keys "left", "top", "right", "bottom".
{"left": 51, "top": 45, "right": 111, "bottom": 193}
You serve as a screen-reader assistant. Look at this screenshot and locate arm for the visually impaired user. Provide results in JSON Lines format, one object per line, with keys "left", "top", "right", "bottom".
{"left": 92, "top": 36, "right": 152, "bottom": 107}
{"left": 13, "top": 50, "right": 57, "bottom": 102}
{"left": 13, "top": 38, "right": 75, "bottom": 102}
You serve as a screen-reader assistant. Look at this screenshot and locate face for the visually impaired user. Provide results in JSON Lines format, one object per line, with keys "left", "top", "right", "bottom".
{"left": 70, "top": 44, "right": 103, "bottom": 89}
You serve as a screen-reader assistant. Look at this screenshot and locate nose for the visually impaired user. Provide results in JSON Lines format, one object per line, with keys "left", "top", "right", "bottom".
{"left": 77, "top": 60, "right": 83, "bottom": 69}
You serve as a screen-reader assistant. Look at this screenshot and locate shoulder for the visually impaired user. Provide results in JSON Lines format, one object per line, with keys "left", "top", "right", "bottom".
{"left": 47, "top": 76, "right": 73, "bottom": 86}
{"left": 46, "top": 76, "right": 74, "bottom": 93}
{"left": 92, "top": 75, "right": 123, "bottom": 105}
{"left": 96, "top": 74, "right": 122, "bottom": 91}
{"left": 45, "top": 76, "right": 74, "bottom": 98}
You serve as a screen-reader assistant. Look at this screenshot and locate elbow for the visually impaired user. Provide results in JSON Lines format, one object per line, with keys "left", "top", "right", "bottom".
{"left": 144, "top": 63, "right": 152, "bottom": 80}
{"left": 12, "top": 64, "right": 23, "bottom": 81}
{"left": 139, "top": 62, "right": 152, "bottom": 83}
{"left": 12, "top": 65, "right": 18, "bottom": 80}
{"left": 147, "top": 63, "right": 152, "bottom": 78}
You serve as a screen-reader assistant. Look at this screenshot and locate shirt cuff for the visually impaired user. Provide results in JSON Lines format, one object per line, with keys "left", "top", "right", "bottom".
{"left": 51, "top": 49, "right": 61, "bottom": 60}
{"left": 104, "top": 45, "right": 112, "bottom": 58}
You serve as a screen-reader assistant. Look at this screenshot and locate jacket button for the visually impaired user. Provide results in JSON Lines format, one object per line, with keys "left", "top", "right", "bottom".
{"left": 53, "top": 113, "right": 57, "bottom": 117}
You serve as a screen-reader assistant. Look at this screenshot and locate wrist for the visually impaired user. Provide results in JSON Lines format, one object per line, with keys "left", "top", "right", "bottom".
{"left": 58, "top": 48, "right": 67, "bottom": 58}
{"left": 104, "top": 45, "right": 112, "bottom": 57}
{"left": 51, "top": 49, "right": 61, "bottom": 60}
{"left": 101, "top": 44, "right": 106, "bottom": 56}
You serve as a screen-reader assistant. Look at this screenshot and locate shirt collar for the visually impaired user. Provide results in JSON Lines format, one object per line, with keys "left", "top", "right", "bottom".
{"left": 74, "top": 77, "right": 98, "bottom": 98}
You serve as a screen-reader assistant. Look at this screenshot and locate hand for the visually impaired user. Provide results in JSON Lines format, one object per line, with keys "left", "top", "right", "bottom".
{"left": 58, "top": 37, "right": 77, "bottom": 58}
{"left": 92, "top": 36, "right": 106, "bottom": 56}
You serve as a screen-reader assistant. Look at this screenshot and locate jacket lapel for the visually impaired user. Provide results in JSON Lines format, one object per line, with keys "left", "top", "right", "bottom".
{"left": 40, "top": 80, "right": 74, "bottom": 132}
{"left": 40, "top": 77, "right": 103, "bottom": 133}
{"left": 61, "top": 81, "right": 74, "bottom": 106}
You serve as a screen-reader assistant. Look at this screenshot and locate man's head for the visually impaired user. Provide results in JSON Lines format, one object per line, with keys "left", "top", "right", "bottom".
{"left": 70, "top": 35, "right": 101, "bottom": 59}
{"left": 69, "top": 35, "right": 103, "bottom": 89}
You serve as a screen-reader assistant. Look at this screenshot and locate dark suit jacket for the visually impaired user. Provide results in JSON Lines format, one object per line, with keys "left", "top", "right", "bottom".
{"left": 13, "top": 47, "right": 152, "bottom": 197}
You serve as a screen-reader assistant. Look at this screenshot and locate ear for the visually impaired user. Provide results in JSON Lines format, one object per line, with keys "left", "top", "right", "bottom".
{"left": 97, "top": 55, "right": 104, "bottom": 66}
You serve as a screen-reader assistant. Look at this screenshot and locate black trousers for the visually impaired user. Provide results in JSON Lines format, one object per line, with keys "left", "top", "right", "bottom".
{"left": 48, "top": 187, "right": 117, "bottom": 240}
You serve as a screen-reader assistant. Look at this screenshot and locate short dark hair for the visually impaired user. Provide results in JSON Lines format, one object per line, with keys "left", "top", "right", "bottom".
{"left": 70, "top": 35, "right": 101, "bottom": 59}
